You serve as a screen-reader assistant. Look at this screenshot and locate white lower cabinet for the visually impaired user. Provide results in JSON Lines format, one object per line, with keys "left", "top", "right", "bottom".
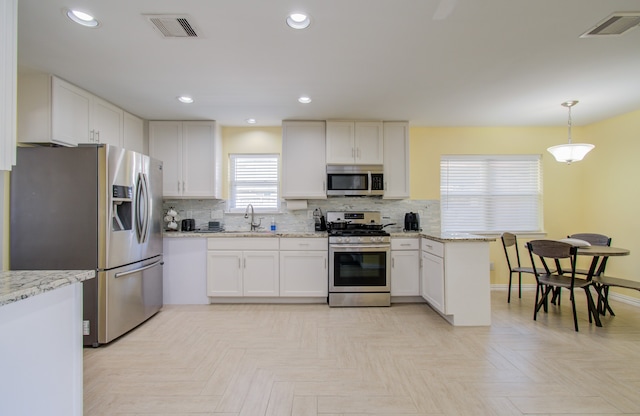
{"left": 207, "top": 238, "right": 279, "bottom": 297}
{"left": 279, "top": 238, "right": 328, "bottom": 297}
{"left": 163, "top": 238, "right": 209, "bottom": 304}
{"left": 420, "top": 237, "right": 491, "bottom": 326}
{"left": 420, "top": 241, "right": 445, "bottom": 313}
{"left": 391, "top": 238, "right": 420, "bottom": 296}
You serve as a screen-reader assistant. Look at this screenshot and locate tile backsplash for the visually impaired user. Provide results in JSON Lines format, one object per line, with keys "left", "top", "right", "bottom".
{"left": 163, "top": 198, "right": 440, "bottom": 233}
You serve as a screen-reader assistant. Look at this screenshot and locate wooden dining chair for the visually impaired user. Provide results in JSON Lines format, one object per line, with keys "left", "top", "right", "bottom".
{"left": 567, "top": 233, "right": 612, "bottom": 276}
{"left": 526, "top": 240, "right": 598, "bottom": 332}
{"left": 501, "top": 232, "right": 536, "bottom": 303}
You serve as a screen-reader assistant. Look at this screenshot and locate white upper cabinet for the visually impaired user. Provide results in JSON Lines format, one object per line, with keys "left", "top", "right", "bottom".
{"left": 281, "top": 120, "right": 327, "bottom": 199}
{"left": 1, "top": 0, "right": 17, "bottom": 170}
{"left": 91, "top": 96, "right": 123, "bottom": 147}
{"left": 18, "top": 73, "right": 127, "bottom": 147}
{"left": 123, "top": 111, "right": 145, "bottom": 154}
{"left": 149, "top": 121, "right": 221, "bottom": 198}
{"left": 326, "top": 121, "right": 383, "bottom": 165}
{"left": 383, "top": 121, "right": 410, "bottom": 199}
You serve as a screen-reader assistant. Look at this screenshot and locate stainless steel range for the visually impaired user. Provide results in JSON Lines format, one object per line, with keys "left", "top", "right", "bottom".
{"left": 327, "top": 211, "right": 391, "bottom": 307}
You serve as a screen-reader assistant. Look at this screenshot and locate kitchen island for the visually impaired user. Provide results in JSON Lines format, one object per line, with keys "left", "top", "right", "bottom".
{"left": 420, "top": 232, "right": 494, "bottom": 326}
{"left": 0, "top": 270, "right": 94, "bottom": 416}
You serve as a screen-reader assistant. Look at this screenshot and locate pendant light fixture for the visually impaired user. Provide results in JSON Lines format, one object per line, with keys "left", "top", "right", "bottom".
{"left": 547, "top": 100, "right": 594, "bottom": 164}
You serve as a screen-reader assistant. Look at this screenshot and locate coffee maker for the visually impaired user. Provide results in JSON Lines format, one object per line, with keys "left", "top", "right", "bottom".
{"left": 404, "top": 212, "right": 420, "bottom": 231}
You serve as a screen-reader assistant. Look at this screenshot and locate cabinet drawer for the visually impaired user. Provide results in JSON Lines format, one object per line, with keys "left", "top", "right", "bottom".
{"left": 208, "top": 237, "right": 279, "bottom": 251}
{"left": 391, "top": 238, "right": 419, "bottom": 250}
{"left": 279, "top": 238, "right": 327, "bottom": 251}
{"left": 421, "top": 238, "right": 444, "bottom": 257}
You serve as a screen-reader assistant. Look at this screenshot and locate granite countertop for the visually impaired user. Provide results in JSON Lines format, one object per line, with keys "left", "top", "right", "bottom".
{"left": 163, "top": 230, "right": 493, "bottom": 242}
{"left": 0, "top": 270, "right": 95, "bottom": 307}
{"left": 421, "top": 232, "right": 496, "bottom": 242}
{"left": 163, "top": 231, "right": 328, "bottom": 238}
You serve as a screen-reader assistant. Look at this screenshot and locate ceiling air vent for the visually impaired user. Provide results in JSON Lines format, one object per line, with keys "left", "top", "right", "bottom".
{"left": 144, "top": 14, "right": 199, "bottom": 38}
{"left": 580, "top": 12, "right": 640, "bottom": 37}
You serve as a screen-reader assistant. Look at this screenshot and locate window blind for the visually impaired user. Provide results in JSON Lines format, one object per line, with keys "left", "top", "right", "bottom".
{"left": 229, "top": 154, "right": 279, "bottom": 211}
{"left": 440, "top": 155, "right": 542, "bottom": 233}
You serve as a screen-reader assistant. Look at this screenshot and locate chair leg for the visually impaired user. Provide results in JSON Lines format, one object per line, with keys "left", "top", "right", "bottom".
{"left": 603, "top": 286, "right": 616, "bottom": 316}
{"left": 518, "top": 272, "right": 522, "bottom": 299}
{"left": 533, "top": 283, "right": 542, "bottom": 320}
{"left": 570, "top": 289, "right": 579, "bottom": 332}
{"left": 507, "top": 272, "right": 513, "bottom": 303}
{"left": 584, "top": 287, "right": 602, "bottom": 327}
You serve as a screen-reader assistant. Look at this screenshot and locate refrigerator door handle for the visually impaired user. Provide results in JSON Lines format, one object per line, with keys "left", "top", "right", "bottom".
{"left": 114, "top": 260, "right": 164, "bottom": 279}
{"left": 135, "top": 172, "right": 150, "bottom": 244}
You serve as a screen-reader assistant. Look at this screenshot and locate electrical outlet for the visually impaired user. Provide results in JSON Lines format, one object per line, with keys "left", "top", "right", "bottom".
{"left": 83, "top": 320, "right": 90, "bottom": 336}
{"left": 307, "top": 210, "right": 313, "bottom": 219}
{"left": 186, "top": 210, "right": 193, "bottom": 218}
{"left": 490, "top": 262, "right": 494, "bottom": 271}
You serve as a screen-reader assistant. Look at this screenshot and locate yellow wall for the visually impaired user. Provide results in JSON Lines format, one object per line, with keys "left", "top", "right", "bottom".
{"left": 220, "top": 126, "right": 282, "bottom": 199}
{"left": 407, "top": 109, "right": 640, "bottom": 296}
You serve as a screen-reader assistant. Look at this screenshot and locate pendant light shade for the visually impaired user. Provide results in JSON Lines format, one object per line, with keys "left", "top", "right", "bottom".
{"left": 547, "top": 100, "right": 594, "bottom": 164}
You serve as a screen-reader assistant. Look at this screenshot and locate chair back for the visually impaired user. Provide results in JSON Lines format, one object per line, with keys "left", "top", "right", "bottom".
{"left": 527, "top": 240, "right": 577, "bottom": 277}
{"left": 568, "top": 233, "right": 611, "bottom": 275}
{"left": 501, "top": 232, "right": 522, "bottom": 270}
{"left": 568, "top": 233, "right": 611, "bottom": 247}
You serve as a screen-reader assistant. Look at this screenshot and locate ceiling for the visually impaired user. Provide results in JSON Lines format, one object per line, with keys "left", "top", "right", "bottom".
{"left": 16, "top": 0, "right": 640, "bottom": 127}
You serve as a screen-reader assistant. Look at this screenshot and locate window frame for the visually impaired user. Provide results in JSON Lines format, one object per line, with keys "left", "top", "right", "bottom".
{"left": 227, "top": 153, "right": 280, "bottom": 214}
{"left": 440, "top": 154, "right": 543, "bottom": 234}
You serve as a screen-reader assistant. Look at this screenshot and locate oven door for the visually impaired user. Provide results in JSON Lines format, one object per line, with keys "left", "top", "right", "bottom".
{"left": 329, "top": 244, "right": 390, "bottom": 292}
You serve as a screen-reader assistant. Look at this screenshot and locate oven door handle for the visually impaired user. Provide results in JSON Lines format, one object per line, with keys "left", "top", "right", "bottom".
{"left": 331, "top": 244, "right": 390, "bottom": 251}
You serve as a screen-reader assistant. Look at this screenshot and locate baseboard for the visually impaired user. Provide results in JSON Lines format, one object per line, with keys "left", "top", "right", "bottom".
{"left": 491, "top": 284, "right": 640, "bottom": 308}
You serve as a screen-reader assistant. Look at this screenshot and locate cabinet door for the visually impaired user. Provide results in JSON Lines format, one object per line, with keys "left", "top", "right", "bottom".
{"left": 421, "top": 250, "right": 445, "bottom": 313}
{"left": 280, "top": 251, "right": 328, "bottom": 297}
{"left": 326, "top": 121, "right": 355, "bottom": 164}
{"left": 91, "top": 97, "right": 123, "bottom": 147}
{"left": 51, "top": 77, "right": 91, "bottom": 146}
{"left": 282, "top": 121, "right": 327, "bottom": 199}
{"left": 243, "top": 251, "right": 279, "bottom": 296}
{"left": 149, "top": 121, "right": 182, "bottom": 197}
{"left": 123, "top": 112, "right": 144, "bottom": 154}
{"left": 164, "top": 238, "right": 209, "bottom": 305}
{"left": 391, "top": 250, "right": 420, "bottom": 296}
{"left": 207, "top": 250, "right": 243, "bottom": 296}
{"left": 355, "top": 122, "right": 383, "bottom": 164}
{"left": 182, "top": 121, "right": 218, "bottom": 198}
{"left": 383, "top": 121, "right": 410, "bottom": 199}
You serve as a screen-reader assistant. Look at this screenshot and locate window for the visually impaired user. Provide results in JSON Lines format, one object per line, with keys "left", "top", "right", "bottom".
{"left": 440, "top": 155, "right": 542, "bottom": 233}
{"left": 229, "top": 154, "right": 279, "bottom": 212}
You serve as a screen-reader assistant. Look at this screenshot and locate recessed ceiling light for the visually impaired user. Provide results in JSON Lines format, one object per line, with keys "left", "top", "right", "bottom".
{"left": 298, "top": 96, "right": 312, "bottom": 104}
{"left": 178, "top": 96, "right": 194, "bottom": 104}
{"left": 286, "top": 13, "right": 311, "bottom": 29}
{"left": 246, "top": 118, "right": 257, "bottom": 124}
{"left": 65, "top": 9, "right": 99, "bottom": 28}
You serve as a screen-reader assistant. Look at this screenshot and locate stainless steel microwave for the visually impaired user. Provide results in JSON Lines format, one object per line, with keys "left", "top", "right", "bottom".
{"left": 326, "top": 165, "right": 384, "bottom": 196}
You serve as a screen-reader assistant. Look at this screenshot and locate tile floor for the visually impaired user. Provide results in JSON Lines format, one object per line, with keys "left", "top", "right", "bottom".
{"left": 84, "top": 290, "right": 640, "bottom": 415}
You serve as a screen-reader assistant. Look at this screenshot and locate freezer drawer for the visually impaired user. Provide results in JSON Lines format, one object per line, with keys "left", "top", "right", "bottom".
{"left": 98, "top": 256, "right": 163, "bottom": 344}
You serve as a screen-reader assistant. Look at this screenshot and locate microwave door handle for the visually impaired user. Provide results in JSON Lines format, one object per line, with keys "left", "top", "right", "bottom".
{"left": 368, "top": 171, "right": 372, "bottom": 194}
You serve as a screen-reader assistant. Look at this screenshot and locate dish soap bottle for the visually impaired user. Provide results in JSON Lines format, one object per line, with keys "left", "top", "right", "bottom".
{"left": 270, "top": 217, "right": 276, "bottom": 233}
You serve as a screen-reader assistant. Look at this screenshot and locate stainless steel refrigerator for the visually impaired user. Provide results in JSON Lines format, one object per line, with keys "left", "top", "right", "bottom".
{"left": 10, "top": 145, "right": 164, "bottom": 346}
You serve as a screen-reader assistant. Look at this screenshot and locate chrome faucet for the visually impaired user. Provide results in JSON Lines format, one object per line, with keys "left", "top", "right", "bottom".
{"left": 244, "top": 204, "right": 261, "bottom": 231}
